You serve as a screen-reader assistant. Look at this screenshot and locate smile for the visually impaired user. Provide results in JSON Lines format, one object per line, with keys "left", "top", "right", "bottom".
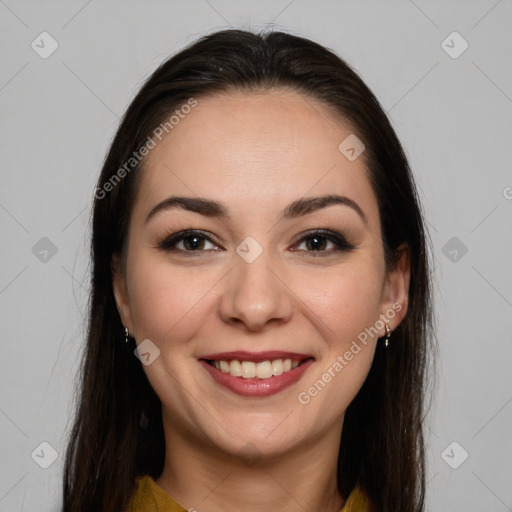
{"left": 199, "top": 351, "right": 315, "bottom": 397}
{"left": 206, "top": 358, "right": 305, "bottom": 379}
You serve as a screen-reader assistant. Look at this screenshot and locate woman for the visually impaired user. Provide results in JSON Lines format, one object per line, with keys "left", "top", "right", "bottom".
{"left": 62, "top": 29, "right": 435, "bottom": 512}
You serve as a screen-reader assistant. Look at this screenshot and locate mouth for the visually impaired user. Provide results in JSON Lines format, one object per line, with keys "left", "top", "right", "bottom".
{"left": 203, "top": 356, "right": 314, "bottom": 380}
{"left": 199, "top": 351, "right": 315, "bottom": 397}
{"left": 198, "top": 351, "right": 315, "bottom": 380}
{"left": 199, "top": 353, "right": 315, "bottom": 397}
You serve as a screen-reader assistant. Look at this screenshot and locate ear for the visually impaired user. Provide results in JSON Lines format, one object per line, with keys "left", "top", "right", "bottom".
{"left": 378, "top": 242, "right": 410, "bottom": 334}
{"left": 112, "top": 253, "right": 133, "bottom": 332}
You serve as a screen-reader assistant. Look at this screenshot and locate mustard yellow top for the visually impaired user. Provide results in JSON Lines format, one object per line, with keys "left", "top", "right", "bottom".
{"left": 127, "top": 475, "right": 375, "bottom": 512}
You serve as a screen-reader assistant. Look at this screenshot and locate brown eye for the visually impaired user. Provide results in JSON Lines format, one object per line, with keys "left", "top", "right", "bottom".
{"left": 158, "top": 230, "right": 220, "bottom": 252}
{"left": 181, "top": 235, "right": 207, "bottom": 251}
{"left": 293, "top": 229, "right": 355, "bottom": 254}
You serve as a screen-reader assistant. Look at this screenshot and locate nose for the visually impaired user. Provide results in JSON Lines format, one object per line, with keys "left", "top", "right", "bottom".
{"left": 219, "top": 251, "right": 293, "bottom": 332}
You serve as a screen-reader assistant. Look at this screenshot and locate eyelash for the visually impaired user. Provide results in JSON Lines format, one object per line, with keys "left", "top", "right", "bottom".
{"left": 156, "top": 229, "right": 355, "bottom": 256}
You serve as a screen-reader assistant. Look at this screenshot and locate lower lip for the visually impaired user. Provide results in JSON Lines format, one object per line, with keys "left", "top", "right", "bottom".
{"left": 199, "top": 359, "right": 314, "bottom": 397}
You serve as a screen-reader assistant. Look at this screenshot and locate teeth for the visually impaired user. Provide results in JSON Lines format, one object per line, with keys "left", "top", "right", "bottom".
{"left": 255, "top": 361, "right": 273, "bottom": 379}
{"left": 241, "top": 361, "right": 256, "bottom": 378}
{"left": 211, "top": 358, "right": 302, "bottom": 379}
{"left": 229, "top": 360, "right": 242, "bottom": 376}
{"left": 272, "top": 359, "right": 283, "bottom": 376}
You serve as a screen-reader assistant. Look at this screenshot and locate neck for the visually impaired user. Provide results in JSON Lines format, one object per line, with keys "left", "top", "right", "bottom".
{"left": 155, "top": 409, "right": 346, "bottom": 512}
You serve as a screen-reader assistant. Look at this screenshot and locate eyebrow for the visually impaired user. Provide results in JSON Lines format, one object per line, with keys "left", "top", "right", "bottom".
{"left": 145, "top": 194, "right": 368, "bottom": 225}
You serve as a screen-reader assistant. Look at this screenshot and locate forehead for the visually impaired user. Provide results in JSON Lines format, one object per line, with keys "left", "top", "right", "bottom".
{"left": 135, "top": 89, "right": 379, "bottom": 225}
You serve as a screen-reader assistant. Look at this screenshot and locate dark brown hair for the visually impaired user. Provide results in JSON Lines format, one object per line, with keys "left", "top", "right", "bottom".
{"left": 62, "top": 28, "right": 436, "bottom": 512}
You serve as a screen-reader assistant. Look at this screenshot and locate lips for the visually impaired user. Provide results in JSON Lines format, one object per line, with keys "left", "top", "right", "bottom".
{"left": 198, "top": 350, "right": 315, "bottom": 397}
{"left": 198, "top": 350, "right": 314, "bottom": 363}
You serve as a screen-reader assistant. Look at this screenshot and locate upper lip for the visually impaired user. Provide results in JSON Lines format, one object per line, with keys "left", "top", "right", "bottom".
{"left": 199, "top": 351, "right": 314, "bottom": 363}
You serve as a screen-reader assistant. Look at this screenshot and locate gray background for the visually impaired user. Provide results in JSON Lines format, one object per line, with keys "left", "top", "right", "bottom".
{"left": 1, "top": 1, "right": 511, "bottom": 510}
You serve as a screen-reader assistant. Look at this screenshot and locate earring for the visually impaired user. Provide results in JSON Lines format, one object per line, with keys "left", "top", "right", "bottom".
{"left": 140, "top": 410, "right": 149, "bottom": 429}
{"left": 124, "top": 327, "right": 129, "bottom": 344}
{"left": 384, "top": 324, "right": 392, "bottom": 348}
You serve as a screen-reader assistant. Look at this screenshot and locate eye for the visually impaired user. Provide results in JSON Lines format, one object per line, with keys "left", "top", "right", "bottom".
{"left": 156, "top": 228, "right": 355, "bottom": 255}
{"left": 292, "top": 229, "right": 355, "bottom": 255}
{"left": 157, "top": 230, "right": 221, "bottom": 253}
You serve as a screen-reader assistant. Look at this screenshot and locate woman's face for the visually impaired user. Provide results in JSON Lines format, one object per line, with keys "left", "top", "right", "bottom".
{"left": 113, "top": 89, "right": 409, "bottom": 459}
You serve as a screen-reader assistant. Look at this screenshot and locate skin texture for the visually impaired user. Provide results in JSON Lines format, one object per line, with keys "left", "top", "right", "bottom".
{"left": 113, "top": 89, "right": 410, "bottom": 512}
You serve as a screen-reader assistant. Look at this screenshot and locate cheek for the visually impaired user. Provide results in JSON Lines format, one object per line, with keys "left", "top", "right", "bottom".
{"left": 299, "top": 263, "right": 384, "bottom": 345}
{"left": 293, "top": 264, "right": 383, "bottom": 413}
{"left": 126, "top": 255, "right": 214, "bottom": 342}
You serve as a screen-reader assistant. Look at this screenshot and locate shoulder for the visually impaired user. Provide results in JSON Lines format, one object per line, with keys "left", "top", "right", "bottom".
{"left": 127, "top": 475, "right": 374, "bottom": 512}
{"left": 126, "top": 474, "right": 188, "bottom": 512}
{"left": 340, "top": 484, "right": 376, "bottom": 512}
{"left": 125, "top": 475, "right": 157, "bottom": 512}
